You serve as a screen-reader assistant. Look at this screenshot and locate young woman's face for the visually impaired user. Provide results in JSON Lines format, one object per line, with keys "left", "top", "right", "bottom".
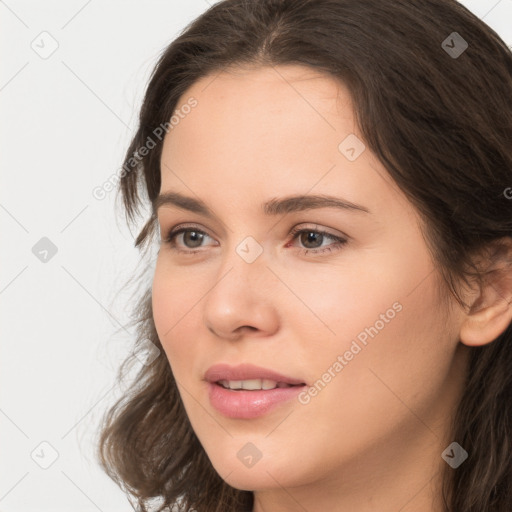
{"left": 152, "top": 64, "right": 469, "bottom": 499}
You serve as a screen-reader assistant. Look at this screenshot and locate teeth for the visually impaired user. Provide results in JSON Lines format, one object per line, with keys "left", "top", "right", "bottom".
{"left": 217, "top": 379, "right": 294, "bottom": 390}
{"left": 243, "top": 379, "right": 265, "bottom": 390}
{"left": 262, "top": 379, "right": 278, "bottom": 390}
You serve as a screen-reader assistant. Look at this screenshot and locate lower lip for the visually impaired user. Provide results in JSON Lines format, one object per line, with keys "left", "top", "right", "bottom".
{"left": 207, "top": 382, "right": 306, "bottom": 419}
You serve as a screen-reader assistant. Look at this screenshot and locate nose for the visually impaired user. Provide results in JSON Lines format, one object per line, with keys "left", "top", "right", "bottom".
{"left": 202, "top": 246, "right": 280, "bottom": 341}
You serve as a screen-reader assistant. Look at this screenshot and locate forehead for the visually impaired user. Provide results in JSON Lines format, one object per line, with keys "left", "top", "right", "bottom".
{"left": 157, "top": 64, "right": 417, "bottom": 229}
{"left": 159, "top": 64, "right": 358, "bottom": 185}
{"left": 187, "top": 63, "right": 350, "bottom": 110}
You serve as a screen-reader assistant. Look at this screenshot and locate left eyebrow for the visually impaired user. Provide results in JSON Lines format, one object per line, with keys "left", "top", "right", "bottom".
{"left": 153, "top": 191, "right": 371, "bottom": 218}
{"left": 263, "top": 194, "right": 371, "bottom": 215}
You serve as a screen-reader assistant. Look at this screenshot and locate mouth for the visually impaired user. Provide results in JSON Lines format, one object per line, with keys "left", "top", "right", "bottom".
{"left": 204, "top": 363, "right": 306, "bottom": 387}
{"left": 204, "top": 364, "right": 307, "bottom": 419}
{"left": 215, "top": 379, "right": 304, "bottom": 390}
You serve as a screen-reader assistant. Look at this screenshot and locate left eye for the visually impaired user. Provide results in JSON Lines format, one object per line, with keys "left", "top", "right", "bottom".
{"left": 287, "top": 227, "right": 347, "bottom": 254}
{"left": 163, "top": 225, "right": 347, "bottom": 255}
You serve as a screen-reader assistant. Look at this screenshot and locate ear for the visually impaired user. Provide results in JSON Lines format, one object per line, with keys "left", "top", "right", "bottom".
{"left": 459, "top": 237, "right": 512, "bottom": 347}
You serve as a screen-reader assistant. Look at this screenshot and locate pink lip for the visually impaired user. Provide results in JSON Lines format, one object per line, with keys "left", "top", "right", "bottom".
{"left": 204, "top": 363, "right": 306, "bottom": 419}
{"left": 204, "top": 363, "right": 305, "bottom": 385}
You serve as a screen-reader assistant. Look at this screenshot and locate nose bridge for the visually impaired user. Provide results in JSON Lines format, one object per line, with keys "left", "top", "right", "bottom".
{"left": 202, "top": 234, "right": 279, "bottom": 338}
{"left": 209, "top": 233, "right": 269, "bottom": 303}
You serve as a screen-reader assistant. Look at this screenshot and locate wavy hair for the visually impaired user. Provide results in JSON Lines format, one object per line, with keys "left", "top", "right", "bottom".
{"left": 96, "top": 1, "right": 512, "bottom": 510}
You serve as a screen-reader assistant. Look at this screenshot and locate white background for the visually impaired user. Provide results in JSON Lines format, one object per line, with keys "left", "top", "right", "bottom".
{"left": 1, "top": 1, "right": 511, "bottom": 511}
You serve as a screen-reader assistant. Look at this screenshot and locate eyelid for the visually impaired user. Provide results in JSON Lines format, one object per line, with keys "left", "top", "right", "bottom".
{"left": 162, "top": 223, "right": 217, "bottom": 245}
{"left": 288, "top": 224, "right": 347, "bottom": 241}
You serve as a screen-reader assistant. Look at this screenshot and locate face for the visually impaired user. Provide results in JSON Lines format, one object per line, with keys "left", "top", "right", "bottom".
{"left": 152, "top": 64, "right": 468, "bottom": 495}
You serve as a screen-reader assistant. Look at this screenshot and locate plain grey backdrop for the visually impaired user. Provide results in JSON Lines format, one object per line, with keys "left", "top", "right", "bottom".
{"left": 1, "top": 1, "right": 511, "bottom": 511}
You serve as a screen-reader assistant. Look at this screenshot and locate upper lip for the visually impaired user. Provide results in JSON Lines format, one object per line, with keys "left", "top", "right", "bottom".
{"left": 204, "top": 363, "right": 306, "bottom": 386}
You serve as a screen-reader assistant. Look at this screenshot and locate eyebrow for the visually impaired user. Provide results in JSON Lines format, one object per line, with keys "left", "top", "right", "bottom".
{"left": 153, "top": 192, "right": 371, "bottom": 219}
{"left": 153, "top": 191, "right": 371, "bottom": 218}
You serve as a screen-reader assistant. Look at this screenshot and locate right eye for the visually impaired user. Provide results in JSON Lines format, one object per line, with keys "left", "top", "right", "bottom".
{"left": 163, "top": 225, "right": 217, "bottom": 254}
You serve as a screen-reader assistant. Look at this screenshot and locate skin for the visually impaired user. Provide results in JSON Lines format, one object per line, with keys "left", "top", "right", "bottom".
{"left": 151, "top": 64, "right": 475, "bottom": 512}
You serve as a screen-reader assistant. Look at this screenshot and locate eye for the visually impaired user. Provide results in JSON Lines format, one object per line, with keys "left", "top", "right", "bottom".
{"left": 163, "top": 224, "right": 217, "bottom": 254}
{"left": 287, "top": 225, "right": 347, "bottom": 256}
{"left": 162, "top": 224, "right": 347, "bottom": 257}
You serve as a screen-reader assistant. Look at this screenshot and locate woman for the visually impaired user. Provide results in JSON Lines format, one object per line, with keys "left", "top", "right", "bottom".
{"left": 96, "top": 0, "right": 512, "bottom": 510}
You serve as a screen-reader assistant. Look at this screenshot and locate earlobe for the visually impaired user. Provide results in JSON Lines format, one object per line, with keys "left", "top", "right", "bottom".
{"left": 459, "top": 237, "right": 512, "bottom": 347}
{"left": 460, "top": 297, "right": 511, "bottom": 346}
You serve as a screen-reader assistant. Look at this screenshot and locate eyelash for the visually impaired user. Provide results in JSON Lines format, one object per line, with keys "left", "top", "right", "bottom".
{"left": 162, "top": 224, "right": 347, "bottom": 257}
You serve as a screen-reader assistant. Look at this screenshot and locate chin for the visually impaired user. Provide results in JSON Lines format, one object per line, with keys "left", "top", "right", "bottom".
{"left": 204, "top": 444, "right": 304, "bottom": 492}
{"left": 217, "top": 465, "right": 281, "bottom": 492}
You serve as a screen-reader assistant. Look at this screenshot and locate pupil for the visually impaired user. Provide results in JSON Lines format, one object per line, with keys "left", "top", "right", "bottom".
{"left": 184, "top": 231, "right": 203, "bottom": 248}
{"left": 301, "top": 232, "right": 322, "bottom": 249}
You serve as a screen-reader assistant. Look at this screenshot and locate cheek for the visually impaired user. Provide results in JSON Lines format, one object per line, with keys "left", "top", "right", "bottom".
{"left": 288, "top": 243, "right": 454, "bottom": 408}
{"left": 152, "top": 264, "right": 175, "bottom": 341}
{"left": 271, "top": 253, "right": 414, "bottom": 359}
{"left": 315, "top": 271, "right": 455, "bottom": 428}
{"left": 151, "top": 262, "right": 201, "bottom": 375}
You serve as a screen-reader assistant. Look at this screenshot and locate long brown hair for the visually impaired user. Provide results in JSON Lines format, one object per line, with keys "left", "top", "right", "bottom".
{"left": 95, "top": 1, "right": 512, "bottom": 510}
